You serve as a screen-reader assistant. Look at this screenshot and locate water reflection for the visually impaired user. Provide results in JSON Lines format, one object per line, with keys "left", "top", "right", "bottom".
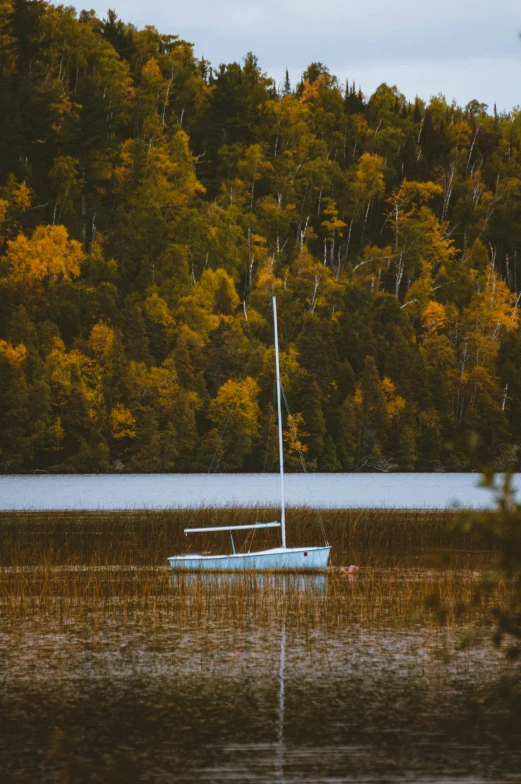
{"left": 169, "top": 571, "right": 327, "bottom": 593}
{"left": 276, "top": 625, "right": 286, "bottom": 783}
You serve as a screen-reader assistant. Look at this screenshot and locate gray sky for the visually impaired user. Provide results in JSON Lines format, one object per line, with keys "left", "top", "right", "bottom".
{"left": 70, "top": 0, "right": 521, "bottom": 111}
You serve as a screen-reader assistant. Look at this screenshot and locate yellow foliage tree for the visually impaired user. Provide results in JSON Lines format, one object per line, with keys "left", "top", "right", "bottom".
{"left": 144, "top": 291, "right": 175, "bottom": 328}
{"left": 46, "top": 417, "right": 65, "bottom": 452}
{"left": 283, "top": 412, "right": 309, "bottom": 456}
{"left": 352, "top": 153, "right": 386, "bottom": 206}
{"left": 177, "top": 268, "right": 240, "bottom": 337}
{"left": 11, "top": 180, "right": 31, "bottom": 211}
{"left": 89, "top": 322, "right": 115, "bottom": 359}
{"left": 422, "top": 301, "right": 448, "bottom": 335}
{"left": 46, "top": 338, "right": 103, "bottom": 410}
{"left": 461, "top": 264, "right": 519, "bottom": 369}
{"left": 6, "top": 225, "right": 83, "bottom": 285}
{"left": 0, "top": 340, "right": 27, "bottom": 366}
{"left": 380, "top": 377, "right": 407, "bottom": 422}
{"left": 208, "top": 376, "right": 260, "bottom": 468}
{"left": 110, "top": 404, "right": 136, "bottom": 440}
{"left": 125, "top": 360, "right": 179, "bottom": 418}
{"left": 0, "top": 198, "right": 8, "bottom": 229}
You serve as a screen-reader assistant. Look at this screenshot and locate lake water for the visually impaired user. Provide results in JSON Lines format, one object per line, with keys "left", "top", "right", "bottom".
{"left": 0, "top": 471, "right": 520, "bottom": 510}
{"left": 1, "top": 560, "right": 520, "bottom": 783}
{"left": 2, "top": 511, "right": 520, "bottom": 782}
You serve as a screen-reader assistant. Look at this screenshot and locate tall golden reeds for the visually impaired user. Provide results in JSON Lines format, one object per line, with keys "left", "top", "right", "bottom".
{"left": 0, "top": 506, "right": 511, "bottom": 637}
{"left": 0, "top": 506, "right": 499, "bottom": 568}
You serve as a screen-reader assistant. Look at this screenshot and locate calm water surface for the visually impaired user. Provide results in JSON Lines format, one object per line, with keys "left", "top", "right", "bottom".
{"left": 2, "top": 472, "right": 521, "bottom": 510}
{"left": 1, "top": 559, "right": 520, "bottom": 783}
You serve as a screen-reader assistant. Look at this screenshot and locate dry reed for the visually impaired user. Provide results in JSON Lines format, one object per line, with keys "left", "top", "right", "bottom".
{"left": 0, "top": 507, "right": 499, "bottom": 568}
{"left": 1, "top": 562, "right": 514, "bottom": 634}
{"left": 0, "top": 507, "right": 511, "bottom": 636}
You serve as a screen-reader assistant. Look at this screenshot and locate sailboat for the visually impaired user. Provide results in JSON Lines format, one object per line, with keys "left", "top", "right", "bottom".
{"left": 167, "top": 296, "right": 331, "bottom": 571}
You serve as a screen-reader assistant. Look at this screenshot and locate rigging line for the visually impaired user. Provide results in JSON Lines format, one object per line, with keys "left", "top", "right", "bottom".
{"left": 186, "top": 297, "right": 274, "bottom": 529}
{"left": 247, "top": 525, "right": 256, "bottom": 553}
{"left": 280, "top": 382, "right": 329, "bottom": 547}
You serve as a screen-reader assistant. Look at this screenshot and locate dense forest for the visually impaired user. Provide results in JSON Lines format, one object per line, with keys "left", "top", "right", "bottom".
{"left": 1, "top": 0, "right": 521, "bottom": 473}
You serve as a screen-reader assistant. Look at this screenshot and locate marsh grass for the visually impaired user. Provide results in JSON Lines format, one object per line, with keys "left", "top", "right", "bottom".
{"left": 1, "top": 562, "right": 515, "bottom": 634}
{"left": 0, "top": 506, "right": 513, "bottom": 635}
{"left": 0, "top": 506, "right": 499, "bottom": 568}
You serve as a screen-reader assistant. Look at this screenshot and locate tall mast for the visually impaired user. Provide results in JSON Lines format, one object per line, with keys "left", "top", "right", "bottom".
{"left": 273, "top": 296, "right": 286, "bottom": 548}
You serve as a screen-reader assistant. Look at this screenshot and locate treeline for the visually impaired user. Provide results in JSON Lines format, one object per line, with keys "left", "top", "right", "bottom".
{"left": 1, "top": 1, "right": 521, "bottom": 473}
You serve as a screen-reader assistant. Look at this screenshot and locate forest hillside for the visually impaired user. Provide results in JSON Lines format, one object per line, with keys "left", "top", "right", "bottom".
{"left": 1, "top": 0, "right": 521, "bottom": 473}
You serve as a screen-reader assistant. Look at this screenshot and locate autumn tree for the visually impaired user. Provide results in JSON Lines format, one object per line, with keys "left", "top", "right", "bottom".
{"left": 208, "top": 377, "right": 260, "bottom": 470}
{"left": 0, "top": 3, "right": 520, "bottom": 473}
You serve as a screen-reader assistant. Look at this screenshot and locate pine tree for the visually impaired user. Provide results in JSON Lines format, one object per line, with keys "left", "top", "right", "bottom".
{"left": 161, "top": 421, "right": 178, "bottom": 471}
{"left": 320, "top": 435, "right": 341, "bottom": 471}
{"left": 337, "top": 395, "right": 357, "bottom": 470}
{"left": 122, "top": 297, "right": 151, "bottom": 365}
{"left": 283, "top": 69, "right": 291, "bottom": 95}
{"left": 253, "top": 402, "right": 279, "bottom": 472}
{"left": 193, "top": 427, "right": 224, "bottom": 472}
{"left": 172, "top": 391, "right": 200, "bottom": 472}
{"left": 0, "top": 348, "right": 31, "bottom": 470}
{"left": 130, "top": 408, "right": 162, "bottom": 472}
{"left": 396, "top": 424, "right": 417, "bottom": 470}
{"left": 288, "top": 373, "right": 326, "bottom": 465}
{"left": 358, "top": 356, "right": 389, "bottom": 467}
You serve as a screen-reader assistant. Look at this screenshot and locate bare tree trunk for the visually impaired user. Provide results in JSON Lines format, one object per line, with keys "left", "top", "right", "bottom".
{"left": 457, "top": 341, "right": 468, "bottom": 426}
{"left": 395, "top": 251, "right": 404, "bottom": 299}
{"left": 81, "top": 192, "right": 87, "bottom": 251}
{"left": 467, "top": 125, "right": 480, "bottom": 169}
{"left": 502, "top": 383, "right": 508, "bottom": 411}
{"left": 310, "top": 272, "right": 321, "bottom": 312}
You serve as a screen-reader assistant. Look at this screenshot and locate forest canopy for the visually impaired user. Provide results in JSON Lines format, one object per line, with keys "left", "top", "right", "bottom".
{"left": 1, "top": 0, "right": 521, "bottom": 473}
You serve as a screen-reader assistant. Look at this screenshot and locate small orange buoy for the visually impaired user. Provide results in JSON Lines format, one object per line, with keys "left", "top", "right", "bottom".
{"left": 339, "top": 564, "right": 359, "bottom": 579}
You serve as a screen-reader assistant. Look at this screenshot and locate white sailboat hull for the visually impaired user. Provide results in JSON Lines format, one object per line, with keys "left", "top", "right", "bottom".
{"left": 168, "top": 546, "right": 331, "bottom": 571}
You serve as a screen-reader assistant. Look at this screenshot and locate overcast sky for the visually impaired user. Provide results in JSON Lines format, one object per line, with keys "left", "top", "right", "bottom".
{"left": 68, "top": 0, "right": 521, "bottom": 112}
